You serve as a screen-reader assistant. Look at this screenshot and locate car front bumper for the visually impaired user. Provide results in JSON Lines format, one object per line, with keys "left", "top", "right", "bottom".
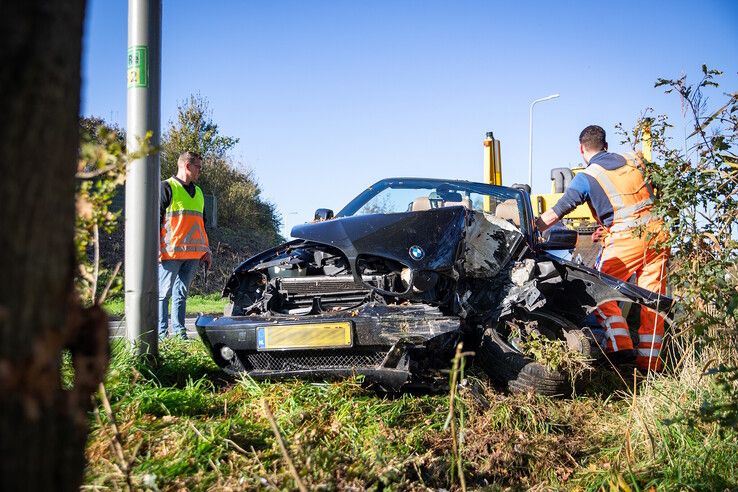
{"left": 196, "top": 302, "right": 462, "bottom": 391}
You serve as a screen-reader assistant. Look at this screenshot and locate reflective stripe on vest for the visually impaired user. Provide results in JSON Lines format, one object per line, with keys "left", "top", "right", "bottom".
{"left": 583, "top": 157, "right": 655, "bottom": 231}
{"left": 609, "top": 214, "right": 657, "bottom": 233}
{"left": 160, "top": 178, "right": 210, "bottom": 260}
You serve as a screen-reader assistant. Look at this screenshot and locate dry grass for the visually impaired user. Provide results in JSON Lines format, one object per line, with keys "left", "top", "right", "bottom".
{"left": 80, "top": 338, "right": 738, "bottom": 491}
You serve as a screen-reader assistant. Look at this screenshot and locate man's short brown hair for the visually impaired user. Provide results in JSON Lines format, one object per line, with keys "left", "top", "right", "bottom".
{"left": 579, "top": 125, "right": 607, "bottom": 152}
{"left": 178, "top": 151, "right": 203, "bottom": 166}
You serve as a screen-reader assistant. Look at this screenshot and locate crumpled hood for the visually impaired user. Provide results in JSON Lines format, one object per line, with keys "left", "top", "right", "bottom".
{"left": 291, "top": 207, "right": 468, "bottom": 282}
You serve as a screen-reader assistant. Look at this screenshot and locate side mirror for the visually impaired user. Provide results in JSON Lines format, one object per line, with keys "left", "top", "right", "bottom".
{"left": 539, "top": 227, "right": 578, "bottom": 250}
{"left": 314, "top": 208, "right": 334, "bottom": 222}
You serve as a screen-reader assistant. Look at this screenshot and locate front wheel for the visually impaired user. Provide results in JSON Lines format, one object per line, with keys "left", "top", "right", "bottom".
{"left": 477, "top": 310, "right": 593, "bottom": 396}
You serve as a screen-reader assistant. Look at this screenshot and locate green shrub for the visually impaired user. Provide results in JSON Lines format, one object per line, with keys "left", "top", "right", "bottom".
{"left": 619, "top": 65, "right": 738, "bottom": 427}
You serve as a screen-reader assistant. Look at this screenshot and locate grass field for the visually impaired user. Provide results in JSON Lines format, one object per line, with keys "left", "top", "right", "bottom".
{"left": 103, "top": 293, "right": 227, "bottom": 318}
{"left": 78, "top": 339, "right": 738, "bottom": 491}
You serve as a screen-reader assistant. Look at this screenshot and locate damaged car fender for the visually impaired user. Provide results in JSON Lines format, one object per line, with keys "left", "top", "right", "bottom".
{"left": 533, "top": 252, "right": 674, "bottom": 322}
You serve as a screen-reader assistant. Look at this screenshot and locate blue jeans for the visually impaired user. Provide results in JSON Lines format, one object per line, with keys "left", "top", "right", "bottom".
{"left": 158, "top": 259, "right": 199, "bottom": 338}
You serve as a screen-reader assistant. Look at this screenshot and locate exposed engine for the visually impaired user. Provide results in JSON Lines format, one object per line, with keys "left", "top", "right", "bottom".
{"left": 225, "top": 209, "right": 528, "bottom": 323}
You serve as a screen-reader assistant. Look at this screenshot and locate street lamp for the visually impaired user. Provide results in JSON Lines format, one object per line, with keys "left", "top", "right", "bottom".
{"left": 528, "top": 93, "right": 560, "bottom": 189}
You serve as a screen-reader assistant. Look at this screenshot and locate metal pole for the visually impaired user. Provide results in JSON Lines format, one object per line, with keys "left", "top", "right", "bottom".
{"left": 528, "top": 104, "right": 534, "bottom": 188}
{"left": 527, "top": 93, "right": 560, "bottom": 189}
{"left": 125, "top": 0, "right": 161, "bottom": 357}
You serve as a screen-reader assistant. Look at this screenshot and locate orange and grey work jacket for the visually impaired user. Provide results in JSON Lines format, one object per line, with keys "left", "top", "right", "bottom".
{"left": 159, "top": 177, "right": 210, "bottom": 261}
{"left": 551, "top": 151, "right": 656, "bottom": 232}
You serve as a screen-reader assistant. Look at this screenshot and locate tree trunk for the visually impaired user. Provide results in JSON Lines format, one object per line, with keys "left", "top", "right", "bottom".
{"left": 0, "top": 2, "right": 108, "bottom": 490}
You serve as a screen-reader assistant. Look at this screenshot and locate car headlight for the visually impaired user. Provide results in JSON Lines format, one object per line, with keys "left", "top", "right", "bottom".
{"left": 220, "top": 345, "right": 235, "bottom": 361}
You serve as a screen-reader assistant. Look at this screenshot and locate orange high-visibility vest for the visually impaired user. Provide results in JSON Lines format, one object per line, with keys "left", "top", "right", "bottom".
{"left": 582, "top": 157, "right": 656, "bottom": 232}
{"left": 160, "top": 178, "right": 210, "bottom": 261}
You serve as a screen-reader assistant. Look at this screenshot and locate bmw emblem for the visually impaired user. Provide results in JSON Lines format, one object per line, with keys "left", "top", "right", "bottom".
{"left": 408, "top": 245, "right": 425, "bottom": 261}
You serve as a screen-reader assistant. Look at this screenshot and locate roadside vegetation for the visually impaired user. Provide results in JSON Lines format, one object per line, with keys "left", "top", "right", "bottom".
{"left": 77, "top": 67, "right": 737, "bottom": 489}
{"left": 628, "top": 66, "right": 738, "bottom": 427}
{"left": 78, "top": 340, "right": 737, "bottom": 490}
{"left": 80, "top": 94, "right": 284, "bottom": 303}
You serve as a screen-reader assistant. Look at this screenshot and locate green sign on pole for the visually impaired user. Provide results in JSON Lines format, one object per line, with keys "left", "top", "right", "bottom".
{"left": 127, "top": 46, "right": 149, "bottom": 88}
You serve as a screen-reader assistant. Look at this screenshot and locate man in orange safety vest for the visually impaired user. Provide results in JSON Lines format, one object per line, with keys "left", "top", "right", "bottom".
{"left": 158, "top": 151, "right": 212, "bottom": 339}
{"left": 536, "top": 125, "right": 669, "bottom": 372}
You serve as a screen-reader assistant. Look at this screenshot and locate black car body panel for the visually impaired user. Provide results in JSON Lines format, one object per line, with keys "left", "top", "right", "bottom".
{"left": 528, "top": 252, "right": 674, "bottom": 331}
{"left": 199, "top": 177, "right": 673, "bottom": 390}
{"left": 291, "top": 207, "right": 468, "bottom": 286}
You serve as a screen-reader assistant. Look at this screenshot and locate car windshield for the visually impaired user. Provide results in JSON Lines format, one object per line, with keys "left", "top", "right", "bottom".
{"left": 336, "top": 178, "right": 527, "bottom": 230}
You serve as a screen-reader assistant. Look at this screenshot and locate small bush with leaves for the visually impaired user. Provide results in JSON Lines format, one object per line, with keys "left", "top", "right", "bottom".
{"left": 75, "top": 118, "right": 150, "bottom": 305}
{"left": 160, "top": 94, "right": 282, "bottom": 243}
{"left": 619, "top": 65, "right": 738, "bottom": 428}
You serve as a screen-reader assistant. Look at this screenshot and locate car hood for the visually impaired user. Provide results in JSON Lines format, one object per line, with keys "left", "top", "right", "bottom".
{"left": 290, "top": 207, "right": 468, "bottom": 283}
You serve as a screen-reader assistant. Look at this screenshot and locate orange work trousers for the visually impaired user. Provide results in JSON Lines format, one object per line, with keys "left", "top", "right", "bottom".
{"left": 594, "top": 221, "right": 669, "bottom": 372}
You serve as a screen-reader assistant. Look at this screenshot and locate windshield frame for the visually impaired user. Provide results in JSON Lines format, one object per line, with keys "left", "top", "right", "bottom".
{"left": 335, "top": 177, "right": 534, "bottom": 239}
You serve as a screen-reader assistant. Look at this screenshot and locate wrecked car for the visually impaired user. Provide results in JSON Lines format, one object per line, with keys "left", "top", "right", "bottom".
{"left": 196, "top": 178, "right": 673, "bottom": 394}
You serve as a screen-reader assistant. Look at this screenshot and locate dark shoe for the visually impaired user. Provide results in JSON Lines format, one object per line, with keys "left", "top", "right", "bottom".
{"left": 605, "top": 349, "right": 636, "bottom": 366}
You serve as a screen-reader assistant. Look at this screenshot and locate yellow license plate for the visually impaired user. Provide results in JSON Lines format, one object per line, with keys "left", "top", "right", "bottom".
{"left": 256, "top": 322, "right": 353, "bottom": 351}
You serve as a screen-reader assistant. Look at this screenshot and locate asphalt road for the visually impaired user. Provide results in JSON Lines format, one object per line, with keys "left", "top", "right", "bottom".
{"left": 108, "top": 317, "right": 199, "bottom": 339}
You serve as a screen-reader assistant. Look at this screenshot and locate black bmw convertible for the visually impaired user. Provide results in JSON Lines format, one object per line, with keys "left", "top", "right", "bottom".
{"left": 196, "top": 178, "right": 672, "bottom": 394}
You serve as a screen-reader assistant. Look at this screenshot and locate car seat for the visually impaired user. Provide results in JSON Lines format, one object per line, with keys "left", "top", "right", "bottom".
{"left": 442, "top": 197, "right": 473, "bottom": 209}
{"left": 494, "top": 199, "right": 520, "bottom": 226}
{"left": 410, "top": 196, "right": 433, "bottom": 211}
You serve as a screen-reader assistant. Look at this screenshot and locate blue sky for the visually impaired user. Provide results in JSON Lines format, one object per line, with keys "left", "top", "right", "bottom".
{"left": 82, "top": 0, "right": 737, "bottom": 237}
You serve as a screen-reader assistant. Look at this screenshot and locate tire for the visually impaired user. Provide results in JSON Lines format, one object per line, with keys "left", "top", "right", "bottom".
{"left": 477, "top": 310, "right": 590, "bottom": 396}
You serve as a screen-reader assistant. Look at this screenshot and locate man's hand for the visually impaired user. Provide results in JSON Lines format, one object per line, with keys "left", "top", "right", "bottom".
{"left": 536, "top": 209, "right": 560, "bottom": 232}
{"left": 591, "top": 226, "right": 607, "bottom": 243}
{"left": 201, "top": 251, "right": 212, "bottom": 269}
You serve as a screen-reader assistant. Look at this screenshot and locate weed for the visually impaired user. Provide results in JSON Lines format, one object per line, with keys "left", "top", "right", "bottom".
{"left": 509, "top": 323, "right": 593, "bottom": 382}
{"left": 83, "top": 337, "right": 738, "bottom": 491}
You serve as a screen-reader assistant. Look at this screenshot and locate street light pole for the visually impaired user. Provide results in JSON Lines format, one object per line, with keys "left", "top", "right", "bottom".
{"left": 528, "top": 93, "right": 560, "bottom": 189}
{"left": 126, "top": 0, "right": 161, "bottom": 357}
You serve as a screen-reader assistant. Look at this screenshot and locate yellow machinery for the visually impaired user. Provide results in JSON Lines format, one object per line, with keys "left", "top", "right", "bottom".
{"left": 481, "top": 131, "right": 596, "bottom": 229}
{"left": 483, "top": 131, "right": 502, "bottom": 187}
{"left": 530, "top": 168, "right": 598, "bottom": 233}
{"left": 482, "top": 132, "right": 502, "bottom": 212}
